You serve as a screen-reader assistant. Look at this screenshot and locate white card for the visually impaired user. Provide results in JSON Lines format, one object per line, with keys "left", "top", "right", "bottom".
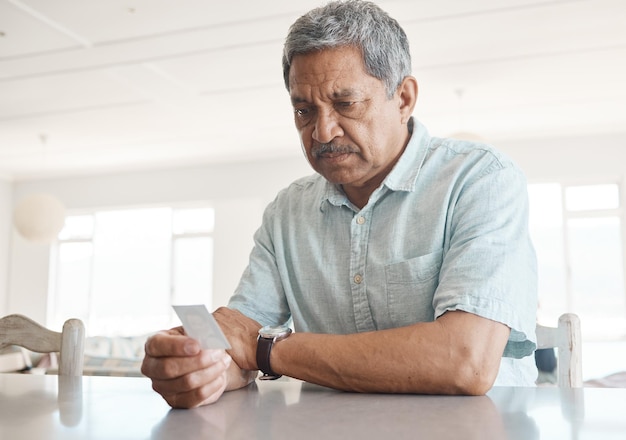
{"left": 173, "top": 305, "right": 231, "bottom": 350}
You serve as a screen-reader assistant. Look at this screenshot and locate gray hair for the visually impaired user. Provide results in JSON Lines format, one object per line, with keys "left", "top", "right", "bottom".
{"left": 282, "top": 0, "right": 412, "bottom": 98}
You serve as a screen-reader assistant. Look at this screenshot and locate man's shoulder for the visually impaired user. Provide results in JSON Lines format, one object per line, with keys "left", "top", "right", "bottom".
{"left": 425, "top": 136, "right": 523, "bottom": 181}
{"left": 291, "top": 172, "right": 325, "bottom": 188}
{"left": 280, "top": 173, "right": 327, "bottom": 196}
{"left": 262, "top": 173, "right": 328, "bottom": 223}
{"left": 428, "top": 136, "right": 514, "bottom": 168}
{"left": 269, "top": 173, "right": 328, "bottom": 208}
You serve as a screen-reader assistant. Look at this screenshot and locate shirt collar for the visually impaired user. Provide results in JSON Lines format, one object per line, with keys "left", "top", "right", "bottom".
{"left": 382, "top": 117, "right": 431, "bottom": 192}
{"left": 321, "top": 117, "right": 431, "bottom": 209}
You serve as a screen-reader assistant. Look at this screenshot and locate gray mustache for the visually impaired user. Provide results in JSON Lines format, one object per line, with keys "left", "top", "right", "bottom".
{"left": 311, "top": 143, "right": 357, "bottom": 158}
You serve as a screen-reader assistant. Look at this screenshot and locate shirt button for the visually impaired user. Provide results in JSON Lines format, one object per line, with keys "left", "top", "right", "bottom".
{"left": 356, "top": 216, "right": 365, "bottom": 225}
{"left": 353, "top": 274, "right": 363, "bottom": 284}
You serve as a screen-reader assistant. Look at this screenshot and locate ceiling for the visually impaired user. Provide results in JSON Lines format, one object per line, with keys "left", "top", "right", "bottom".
{"left": 1, "top": 0, "right": 625, "bottom": 181}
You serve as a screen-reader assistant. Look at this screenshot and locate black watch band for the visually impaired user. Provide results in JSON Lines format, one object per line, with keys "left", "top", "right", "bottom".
{"left": 256, "top": 336, "right": 280, "bottom": 380}
{"left": 256, "top": 325, "right": 292, "bottom": 381}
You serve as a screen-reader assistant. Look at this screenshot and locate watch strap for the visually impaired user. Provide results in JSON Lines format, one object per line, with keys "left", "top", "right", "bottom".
{"left": 256, "top": 336, "right": 281, "bottom": 380}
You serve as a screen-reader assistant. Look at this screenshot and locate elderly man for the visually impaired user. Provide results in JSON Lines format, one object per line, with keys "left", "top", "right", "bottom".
{"left": 142, "top": 0, "right": 538, "bottom": 408}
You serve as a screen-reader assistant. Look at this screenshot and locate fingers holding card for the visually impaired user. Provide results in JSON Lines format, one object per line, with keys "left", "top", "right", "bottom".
{"left": 173, "top": 305, "right": 231, "bottom": 350}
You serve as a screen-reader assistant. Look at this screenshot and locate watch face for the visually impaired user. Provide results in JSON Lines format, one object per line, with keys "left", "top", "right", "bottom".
{"left": 259, "top": 325, "right": 291, "bottom": 338}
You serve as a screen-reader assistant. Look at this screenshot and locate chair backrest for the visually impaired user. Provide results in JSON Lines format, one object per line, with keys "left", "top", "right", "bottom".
{"left": 0, "top": 314, "right": 85, "bottom": 376}
{"left": 535, "top": 313, "right": 582, "bottom": 387}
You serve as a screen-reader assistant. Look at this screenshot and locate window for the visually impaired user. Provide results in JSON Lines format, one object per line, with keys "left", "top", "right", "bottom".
{"left": 50, "top": 206, "right": 214, "bottom": 336}
{"left": 528, "top": 183, "right": 626, "bottom": 340}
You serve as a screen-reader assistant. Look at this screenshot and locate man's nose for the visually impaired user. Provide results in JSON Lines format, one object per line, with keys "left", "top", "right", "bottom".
{"left": 312, "top": 110, "right": 342, "bottom": 144}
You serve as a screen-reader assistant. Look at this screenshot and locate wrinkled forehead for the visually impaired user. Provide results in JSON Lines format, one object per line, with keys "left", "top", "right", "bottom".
{"left": 288, "top": 47, "right": 382, "bottom": 99}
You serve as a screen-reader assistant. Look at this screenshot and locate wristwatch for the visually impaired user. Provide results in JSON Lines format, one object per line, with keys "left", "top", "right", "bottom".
{"left": 256, "top": 324, "right": 292, "bottom": 380}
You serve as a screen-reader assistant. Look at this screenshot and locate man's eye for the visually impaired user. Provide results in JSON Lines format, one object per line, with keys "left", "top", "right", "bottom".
{"left": 336, "top": 101, "right": 359, "bottom": 114}
{"left": 295, "top": 108, "right": 310, "bottom": 117}
{"left": 337, "top": 101, "right": 354, "bottom": 108}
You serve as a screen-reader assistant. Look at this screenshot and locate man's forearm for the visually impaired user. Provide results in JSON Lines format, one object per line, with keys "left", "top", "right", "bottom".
{"left": 269, "top": 311, "right": 509, "bottom": 395}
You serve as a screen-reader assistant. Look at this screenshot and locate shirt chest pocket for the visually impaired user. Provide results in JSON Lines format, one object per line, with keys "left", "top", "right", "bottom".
{"left": 384, "top": 249, "right": 443, "bottom": 326}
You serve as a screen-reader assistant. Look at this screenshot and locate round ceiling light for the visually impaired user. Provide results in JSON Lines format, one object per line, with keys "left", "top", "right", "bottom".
{"left": 13, "top": 194, "right": 66, "bottom": 244}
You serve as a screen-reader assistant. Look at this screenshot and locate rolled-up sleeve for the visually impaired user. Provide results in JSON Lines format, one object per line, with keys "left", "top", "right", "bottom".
{"left": 434, "top": 157, "right": 538, "bottom": 359}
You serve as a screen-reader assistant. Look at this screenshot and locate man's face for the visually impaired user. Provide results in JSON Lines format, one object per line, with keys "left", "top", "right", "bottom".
{"left": 288, "top": 46, "right": 412, "bottom": 204}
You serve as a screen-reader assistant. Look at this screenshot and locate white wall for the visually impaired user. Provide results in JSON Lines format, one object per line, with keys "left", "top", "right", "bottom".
{"left": 0, "top": 179, "right": 12, "bottom": 316}
{"left": 6, "top": 156, "right": 312, "bottom": 325}
{"left": 498, "top": 131, "right": 626, "bottom": 184}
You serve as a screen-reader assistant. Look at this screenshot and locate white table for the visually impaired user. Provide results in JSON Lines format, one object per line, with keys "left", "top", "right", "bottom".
{"left": 0, "top": 373, "right": 624, "bottom": 439}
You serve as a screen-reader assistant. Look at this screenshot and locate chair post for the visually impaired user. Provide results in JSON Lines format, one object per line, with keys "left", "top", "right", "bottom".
{"left": 60, "top": 319, "right": 85, "bottom": 376}
{"left": 557, "top": 313, "right": 582, "bottom": 388}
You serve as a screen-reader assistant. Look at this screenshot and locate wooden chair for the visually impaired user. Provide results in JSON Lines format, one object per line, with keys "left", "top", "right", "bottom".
{"left": 0, "top": 314, "right": 85, "bottom": 376}
{"left": 535, "top": 313, "right": 582, "bottom": 387}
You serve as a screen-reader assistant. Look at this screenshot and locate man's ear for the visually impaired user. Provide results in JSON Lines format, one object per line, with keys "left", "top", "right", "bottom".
{"left": 397, "top": 76, "right": 418, "bottom": 124}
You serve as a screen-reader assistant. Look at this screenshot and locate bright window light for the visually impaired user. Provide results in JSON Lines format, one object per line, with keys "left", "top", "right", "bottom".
{"left": 58, "top": 214, "right": 94, "bottom": 240}
{"left": 528, "top": 183, "right": 562, "bottom": 227}
{"left": 173, "top": 207, "right": 214, "bottom": 234}
{"left": 565, "top": 184, "right": 619, "bottom": 211}
{"left": 568, "top": 217, "right": 625, "bottom": 336}
{"left": 52, "top": 206, "right": 215, "bottom": 336}
{"left": 528, "top": 182, "right": 626, "bottom": 339}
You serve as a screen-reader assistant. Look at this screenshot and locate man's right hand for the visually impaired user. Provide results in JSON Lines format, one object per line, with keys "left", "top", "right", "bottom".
{"left": 141, "top": 326, "right": 238, "bottom": 408}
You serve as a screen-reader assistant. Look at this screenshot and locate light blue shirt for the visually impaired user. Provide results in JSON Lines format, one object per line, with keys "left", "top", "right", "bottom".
{"left": 229, "top": 118, "right": 538, "bottom": 386}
